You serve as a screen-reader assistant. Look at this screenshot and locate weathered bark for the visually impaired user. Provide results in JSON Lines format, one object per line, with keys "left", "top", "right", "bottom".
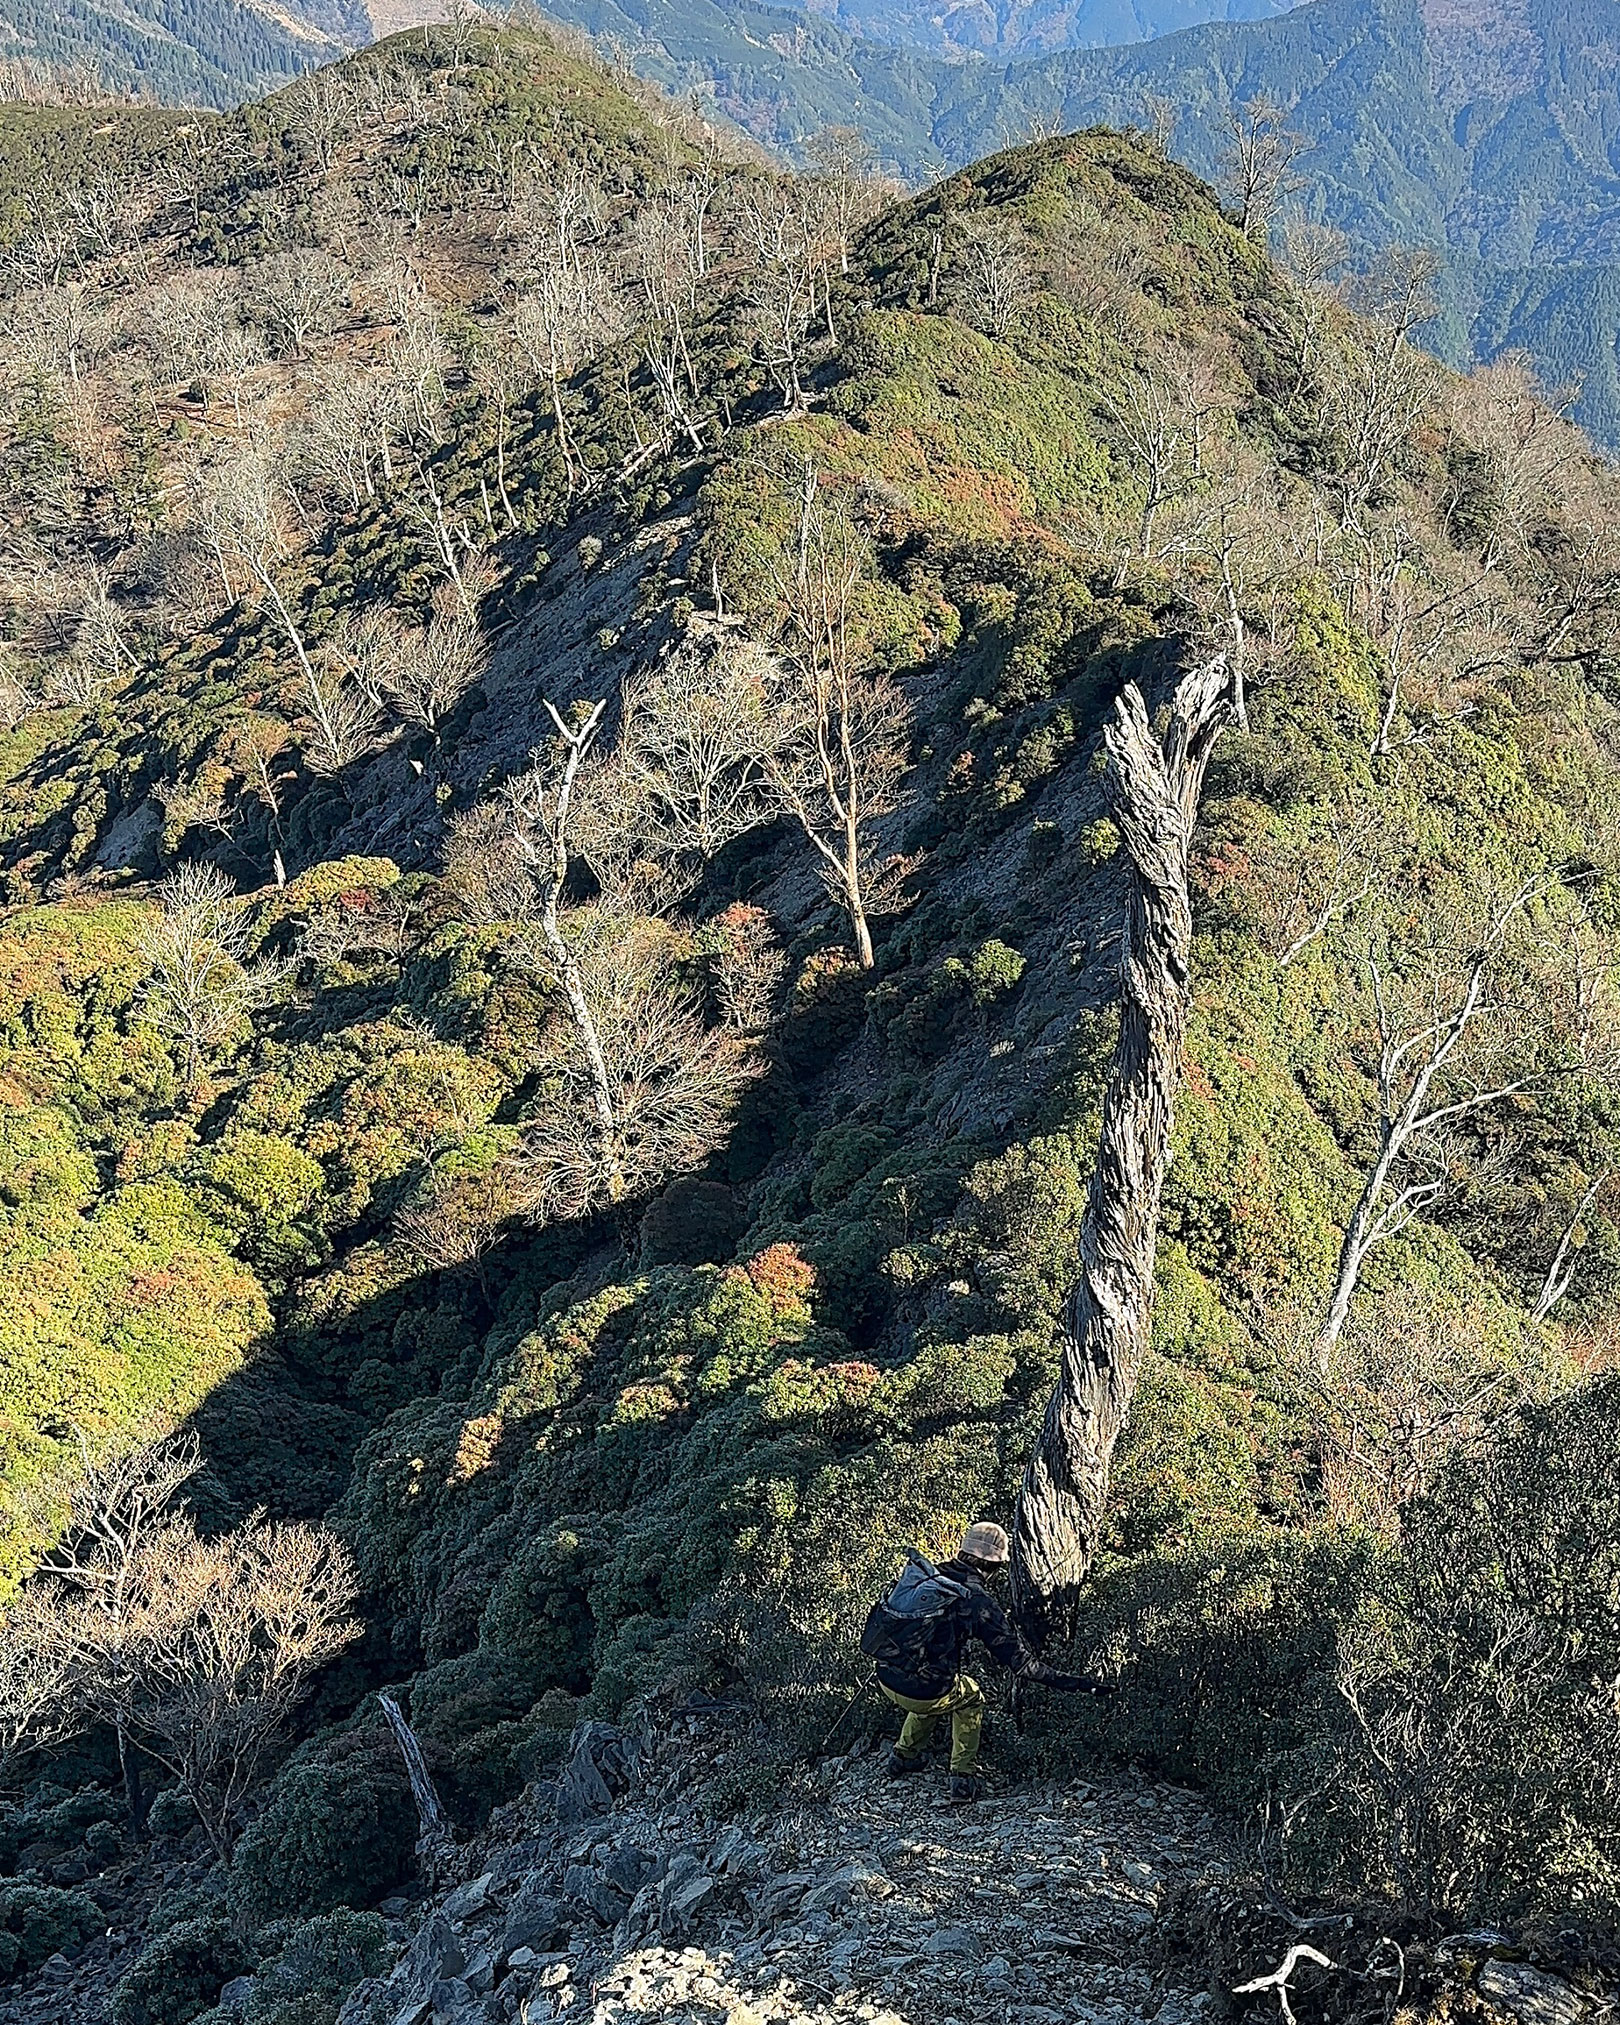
{"left": 1012, "top": 657, "right": 1228, "bottom": 1650}
{"left": 379, "top": 1692, "right": 454, "bottom": 1879}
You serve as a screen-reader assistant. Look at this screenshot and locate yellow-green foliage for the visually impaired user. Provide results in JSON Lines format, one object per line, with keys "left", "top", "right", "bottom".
{"left": 0, "top": 904, "right": 171, "bottom": 1125}
{"left": 0, "top": 1183, "right": 269, "bottom": 1585}
{"left": 828, "top": 311, "right": 1113, "bottom": 533}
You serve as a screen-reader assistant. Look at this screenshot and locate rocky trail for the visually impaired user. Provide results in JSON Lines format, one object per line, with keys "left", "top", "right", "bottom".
{"left": 3, "top": 1696, "right": 1604, "bottom": 2025}
{"left": 336, "top": 1705, "right": 1242, "bottom": 2025}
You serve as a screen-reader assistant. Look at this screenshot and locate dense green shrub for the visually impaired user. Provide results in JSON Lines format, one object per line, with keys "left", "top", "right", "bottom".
{"left": 110, "top": 1916, "right": 252, "bottom": 2025}
{"left": 227, "top": 1735, "right": 416, "bottom": 1930}
{"left": 639, "top": 1177, "right": 744, "bottom": 1266}
{"left": 0, "top": 1883, "right": 102, "bottom": 1981}
{"left": 0, "top": 1784, "right": 120, "bottom": 1867}
{"left": 1027, "top": 1530, "right": 1379, "bottom": 1799}
{"left": 234, "top": 1910, "right": 388, "bottom": 2025}
{"left": 147, "top": 1789, "right": 198, "bottom": 1839}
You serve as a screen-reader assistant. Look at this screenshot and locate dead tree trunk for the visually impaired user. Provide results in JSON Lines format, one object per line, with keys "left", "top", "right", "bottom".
{"left": 379, "top": 1692, "right": 454, "bottom": 1881}
{"left": 1012, "top": 657, "right": 1228, "bottom": 1650}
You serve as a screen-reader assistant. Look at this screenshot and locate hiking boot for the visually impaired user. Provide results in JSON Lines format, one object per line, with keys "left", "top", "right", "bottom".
{"left": 948, "top": 1773, "right": 982, "bottom": 1803}
{"left": 887, "top": 1748, "right": 927, "bottom": 1779}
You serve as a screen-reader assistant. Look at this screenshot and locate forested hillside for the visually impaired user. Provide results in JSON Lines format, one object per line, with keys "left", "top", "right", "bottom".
{"left": 0, "top": 22, "right": 1618, "bottom": 2025}
{"left": 0, "top": 0, "right": 374, "bottom": 110}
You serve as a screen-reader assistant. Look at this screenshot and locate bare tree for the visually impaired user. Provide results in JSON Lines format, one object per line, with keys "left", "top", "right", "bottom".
{"left": 1278, "top": 217, "right": 1350, "bottom": 396}
{"left": 244, "top": 247, "right": 351, "bottom": 362}
{"left": 1309, "top": 1287, "right": 1550, "bottom": 1533}
{"left": 300, "top": 649, "right": 387, "bottom": 777}
{"left": 1446, "top": 355, "right": 1578, "bottom": 573}
{"left": 32, "top": 1432, "right": 202, "bottom": 1821}
{"left": 2, "top": 279, "right": 101, "bottom": 386}
{"left": 759, "top": 467, "right": 911, "bottom": 969}
{"left": 518, "top": 912, "right": 761, "bottom": 1222}
{"left": 394, "top": 1158, "right": 537, "bottom": 1275}
{"left": 737, "top": 185, "right": 824, "bottom": 411}
{"left": 508, "top": 700, "right": 622, "bottom": 1200}
{"left": 1315, "top": 875, "right": 1609, "bottom": 1366}
{"left": 0, "top": 649, "right": 41, "bottom": 732}
{"left": 1220, "top": 95, "right": 1310, "bottom": 245}
{"left": 590, "top": 636, "right": 775, "bottom": 878}
{"left": 1158, "top": 450, "right": 1288, "bottom": 725}
{"left": 496, "top": 698, "right": 766, "bottom": 1222}
{"left": 948, "top": 212, "right": 1033, "bottom": 340}
{"left": 0, "top": 1588, "right": 87, "bottom": 1789}
{"left": 1011, "top": 658, "right": 1228, "bottom": 1648}
{"left": 370, "top": 589, "right": 488, "bottom": 737}
{"left": 300, "top": 372, "right": 393, "bottom": 513}
{"left": 200, "top": 449, "right": 327, "bottom": 703}
{"left": 1246, "top": 795, "right": 1389, "bottom": 969}
{"left": 511, "top": 256, "right": 616, "bottom": 498}
{"left": 1319, "top": 248, "right": 1444, "bottom": 529}
{"left": 137, "top": 863, "right": 291, "bottom": 1089}
{"left": 84, "top": 1515, "right": 359, "bottom": 1859}
{"left": 444, "top": 798, "right": 540, "bottom": 927}
{"left": 132, "top": 269, "right": 244, "bottom": 399}
{"left": 286, "top": 70, "right": 352, "bottom": 176}
{"left": 471, "top": 337, "right": 535, "bottom": 527}
{"left": 1530, "top": 1166, "right": 1612, "bottom": 1323}
{"left": 804, "top": 126, "right": 885, "bottom": 276}
{"left": 1109, "top": 359, "right": 1209, "bottom": 578}
{"left": 710, "top": 902, "right": 788, "bottom": 1031}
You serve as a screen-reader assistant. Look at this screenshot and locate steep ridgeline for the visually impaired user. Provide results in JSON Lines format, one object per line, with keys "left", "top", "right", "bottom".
{"left": 929, "top": 0, "right": 1620, "bottom": 445}
{"left": 1, "top": 24, "right": 1620, "bottom": 2025}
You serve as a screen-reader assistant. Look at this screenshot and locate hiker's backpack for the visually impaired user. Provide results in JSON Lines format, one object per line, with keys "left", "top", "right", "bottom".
{"left": 859, "top": 1551, "right": 969, "bottom": 1675}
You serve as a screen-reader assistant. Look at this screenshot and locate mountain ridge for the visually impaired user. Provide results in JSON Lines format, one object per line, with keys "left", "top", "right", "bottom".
{"left": 0, "top": 23, "right": 1618, "bottom": 2025}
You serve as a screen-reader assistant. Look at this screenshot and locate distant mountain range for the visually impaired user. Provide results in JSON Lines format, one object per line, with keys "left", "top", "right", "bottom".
{"left": 789, "top": 0, "right": 1300, "bottom": 64}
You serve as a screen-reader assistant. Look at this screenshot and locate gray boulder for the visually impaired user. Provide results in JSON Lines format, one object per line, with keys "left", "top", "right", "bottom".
{"left": 502, "top": 1885, "right": 568, "bottom": 1957}
{"left": 657, "top": 1852, "right": 718, "bottom": 1939}
{"left": 555, "top": 1722, "right": 641, "bottom": 1822}
{"left": 1478, "top": 1961, "right": 1584, "bottom": 2025}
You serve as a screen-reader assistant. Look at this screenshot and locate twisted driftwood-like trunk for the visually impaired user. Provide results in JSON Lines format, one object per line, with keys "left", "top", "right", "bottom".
{"left": 379, "top": 1692, "right": 455, "bottom": 1883}
{"left": 1012, "top": 657, "right": 1228, "bottom": 1650}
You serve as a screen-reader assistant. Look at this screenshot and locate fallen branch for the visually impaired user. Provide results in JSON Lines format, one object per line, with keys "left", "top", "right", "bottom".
{"left": 1234, "top": 1943, "right": 1336, "bottom": 2024}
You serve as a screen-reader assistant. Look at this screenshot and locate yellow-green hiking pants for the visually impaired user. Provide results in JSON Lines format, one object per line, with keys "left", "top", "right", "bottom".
{"left": 881, "top": 1674, "right": 984, "bottom": 1773}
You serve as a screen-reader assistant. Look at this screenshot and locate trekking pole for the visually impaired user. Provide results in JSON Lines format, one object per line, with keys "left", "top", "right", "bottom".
{"left": 820, "top": 1671, "right": 877, "bottom": 1755}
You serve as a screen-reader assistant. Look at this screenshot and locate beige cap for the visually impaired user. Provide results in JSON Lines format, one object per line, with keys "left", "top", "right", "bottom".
{"left": 958, "top": 1521, "right": 1010, "bottom": 1566}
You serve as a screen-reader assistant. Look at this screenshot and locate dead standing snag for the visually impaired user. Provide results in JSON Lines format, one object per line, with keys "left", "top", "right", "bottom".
{"left": 1012, "top": 657, "right": 1228, "bottom": 1649}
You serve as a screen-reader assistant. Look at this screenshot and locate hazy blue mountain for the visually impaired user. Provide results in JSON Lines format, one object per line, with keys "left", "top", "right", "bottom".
{"left": 786, "top": 0, "right": 1301, "bottom": 64}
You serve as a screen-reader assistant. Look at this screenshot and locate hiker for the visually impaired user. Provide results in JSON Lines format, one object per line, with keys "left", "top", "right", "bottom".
{"left": 861, "top": 1522, "right": 1110, "bottom": 1802}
